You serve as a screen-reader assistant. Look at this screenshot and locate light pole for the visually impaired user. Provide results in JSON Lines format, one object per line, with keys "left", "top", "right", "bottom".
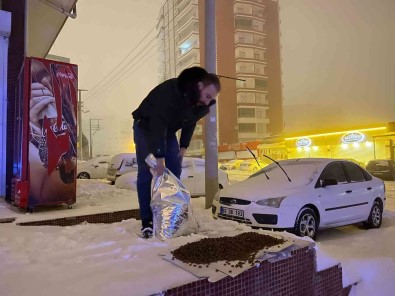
{"left": 78, "top": 89, "right": 88, "bottom": 160}
{"left": 204, "top": 0, "right": 218, "bottom": 209}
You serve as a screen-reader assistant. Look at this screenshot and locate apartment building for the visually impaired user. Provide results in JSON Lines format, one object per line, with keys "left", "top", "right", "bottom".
{"left": 157, "top": 0, "right": 283, "bottom": 155}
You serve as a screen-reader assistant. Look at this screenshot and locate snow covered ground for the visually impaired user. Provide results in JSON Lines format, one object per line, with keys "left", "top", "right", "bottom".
{"left": 0, "top": 179, "right": 394, "bottom": 296}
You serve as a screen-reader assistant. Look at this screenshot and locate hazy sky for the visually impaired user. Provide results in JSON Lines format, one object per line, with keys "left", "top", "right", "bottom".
{"left": 50, "top": 0, "right": 162, "bottom": 152}
{"left": 280, "top": 0, "right": 395, "bottom": 130}
{"left": 49, "top": 0, "right": 395, "bottom": 151}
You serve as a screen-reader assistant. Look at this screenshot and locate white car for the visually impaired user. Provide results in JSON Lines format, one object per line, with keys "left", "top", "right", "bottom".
{"left": 106, "top": 153, "right": 138, "bottom": 184}
{"left": 77, "top": 155, "right": 112, "bottom": 179}
{"left": 115, "top": 157, "right": 230, "bottom": 196}
{"left": 212, "top": 158, "right": 386, "bottom": 239}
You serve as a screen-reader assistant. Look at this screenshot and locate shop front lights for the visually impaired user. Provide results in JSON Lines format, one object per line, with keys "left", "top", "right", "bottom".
{"left": 297, "top": 147, "right": 302, "bottom": 152}
{"left": 352, "top": 143, "right": 360, "bottom": 148}
{"left": 365, "top": 141, "right": 373, "bottom": 148}
{"left": 304, "top": 147, "right": 311, "bottom": 152}
{"left": 313, "top": 146, "right": 318, "bottom": 151}
{"left": 341, "top": 143, "right": 349, "bottom": 150}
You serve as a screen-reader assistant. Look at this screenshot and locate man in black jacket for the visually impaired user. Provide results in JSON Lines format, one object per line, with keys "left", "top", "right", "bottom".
{"left": 132, "top": 67, "right": 221, "bottom": 238}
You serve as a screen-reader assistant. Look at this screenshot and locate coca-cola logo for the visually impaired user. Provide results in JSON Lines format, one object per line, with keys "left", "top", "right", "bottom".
{"left": 296, "top": 137, "right": 312, "bottom": 147}
{"left": 342, "top": 132, "right": 365, "bottom": 143}
{"left": 56, "top": 72, "right": 75, "bottom": 80}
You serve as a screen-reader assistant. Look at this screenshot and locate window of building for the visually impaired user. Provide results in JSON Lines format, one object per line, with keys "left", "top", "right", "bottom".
{"left": 238, "top": 123, "right": 256, "bottom": 133}
{"left": 256, "top": 108, "right": 266, "bottom": 118}
{"left": 255, "top": 79, "right": 267, "bottom": 89}
{"left": 235, "top": 18, "right": 252, "bottom": 30}
{"left": 255, "top": 93, "right": 267, "bottom": 104}
{"left": 238, "top": 108, "right": 255, "bottom": 118}
{"left": 257, "top": 123, "right": 266, "bottom": 134}
{"left": 234, "top": 3, "right": 253, "bottom": 15}
{"left": 254, "top": 64, "right": 265, "bottom": 74}
{"left": 236, "top": 62, "right": 253, "bottom": 73}
{"left": 237, "top": 92, "right": 255, "bottom": 104}
{"left": 252, "top": 20, "right": 264, "bottom": 31}
{"left": 253, "top": 48, "right": 265, "bottom": 60}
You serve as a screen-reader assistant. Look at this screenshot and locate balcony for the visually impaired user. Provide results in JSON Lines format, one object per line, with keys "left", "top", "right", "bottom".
{"left": 176, "top": 20, "right": 199, "bottom": 44}
{"left": 176, "top": 4, "right": 198, "bottom": 32}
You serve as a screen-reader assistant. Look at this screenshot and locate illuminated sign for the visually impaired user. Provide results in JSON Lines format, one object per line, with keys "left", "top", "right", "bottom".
{"left": 296, "top": 137, "right": 312, "bottom": 147}
{"left": 342, "top": 132, "right": 365, "bottom": 143}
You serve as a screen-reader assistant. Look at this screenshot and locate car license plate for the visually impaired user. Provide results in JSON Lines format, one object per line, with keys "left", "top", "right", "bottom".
{"left": 220, "top": 207, "right": 244, "bottom": 218}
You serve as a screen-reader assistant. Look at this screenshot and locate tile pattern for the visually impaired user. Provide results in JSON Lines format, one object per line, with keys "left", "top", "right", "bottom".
{"left": 17, "top": 209, "right": 140, "bottom": 226}
{"left": 164, "top": 247, "right": 351, "bottom": 296}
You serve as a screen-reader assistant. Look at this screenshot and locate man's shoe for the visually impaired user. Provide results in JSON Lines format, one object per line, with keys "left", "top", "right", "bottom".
{"left": 141, "top": 227, "right": 153, "bottom": 239}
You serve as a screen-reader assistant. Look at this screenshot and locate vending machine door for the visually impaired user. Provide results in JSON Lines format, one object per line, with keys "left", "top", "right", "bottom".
{"left": 13, "top": 57, "right": 78, "bottom": 210}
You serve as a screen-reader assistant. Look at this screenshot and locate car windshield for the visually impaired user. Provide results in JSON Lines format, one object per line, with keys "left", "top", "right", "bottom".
{"left": 249, "top": 161, "right": 322, "bottom": 186}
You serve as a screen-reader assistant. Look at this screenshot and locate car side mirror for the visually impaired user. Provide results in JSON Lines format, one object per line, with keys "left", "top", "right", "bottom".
{"left": 321, "top": 178, "right": 338, "bottom": 187}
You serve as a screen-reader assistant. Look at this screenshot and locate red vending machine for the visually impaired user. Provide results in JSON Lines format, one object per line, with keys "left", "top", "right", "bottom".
{"left": 12, "top": 57, "right": 78, "bottom": 211}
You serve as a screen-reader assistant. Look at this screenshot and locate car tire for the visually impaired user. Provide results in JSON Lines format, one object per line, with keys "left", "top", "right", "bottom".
{"left": 294, "top": 207, "right": 318, "bottom": 240}
{"left": 77, "top": 172, "right": 90, "bottom": 179}
{"left": 363, "top": 201, "right": 382, "bottom": 229}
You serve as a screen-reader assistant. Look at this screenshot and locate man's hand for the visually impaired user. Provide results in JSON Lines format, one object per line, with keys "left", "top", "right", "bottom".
{"left": 178, "top": 147, "right": 187, "bottom": 164}
{"left": 154, "top": 157, "right": 165, "bottom": 176}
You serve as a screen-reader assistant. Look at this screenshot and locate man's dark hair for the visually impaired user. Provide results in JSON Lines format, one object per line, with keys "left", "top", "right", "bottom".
{"left": 177, "top": 67, "right": 221, "bottom": 105}
{"left": 178, "top": 67, "right": 208, "bottom": 92}
{"left": 202, "top": 73, "right": 221, "bottom": 92}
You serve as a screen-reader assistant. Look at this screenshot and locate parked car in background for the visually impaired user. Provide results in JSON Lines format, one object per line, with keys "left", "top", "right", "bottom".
{"left": 212, "top": 158, "right": 385, "bottom": 239}
{"left": 219, "top": 159, "right": 244, "bottom": 170}
{"left": 366, "top": 159, "right": 395, "bottom": 181}
{"left": 115, "top": 157, "right": 230, "bottom": 196}
{"left": 106, "top": 153, "right": 137, "bottom": 184}
{"left": 239, "top": 159, "right": 268, "bottom": 172}
{"left": 77, "top": 155, "right": 112, "bottom": 179}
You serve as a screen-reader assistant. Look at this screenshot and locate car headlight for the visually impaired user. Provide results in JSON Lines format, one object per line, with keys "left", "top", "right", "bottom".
{"left": 256, "top": 196, "right": 286, "bottom": 208}
{"left": 214, "top": 190, "right": 220, "bottom": 201}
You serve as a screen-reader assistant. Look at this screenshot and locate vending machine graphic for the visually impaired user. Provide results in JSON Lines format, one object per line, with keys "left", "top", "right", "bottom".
{"left": 12, "top": 57, "right": 78, "bottom": 210}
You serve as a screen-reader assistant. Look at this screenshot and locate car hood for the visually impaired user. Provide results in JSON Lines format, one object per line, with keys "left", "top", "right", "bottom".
{"left": 220, "top": 165, "right": 319, "bottom": 202}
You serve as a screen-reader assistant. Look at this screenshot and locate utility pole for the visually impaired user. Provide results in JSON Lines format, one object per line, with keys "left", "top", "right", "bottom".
{"left": 78, "top": 89, "right": 88, "bottom": 160}
{"left": 204, "top": 0, "right": 218, "bottom": 209}
{"left": 89, "top": 118, "right": 102, "bottom": 159}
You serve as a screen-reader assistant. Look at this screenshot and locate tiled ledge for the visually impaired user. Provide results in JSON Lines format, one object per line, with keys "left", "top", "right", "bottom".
{"left": 162, "top": 247, "right": 353, "bottom": 296}
{"left": 17, "top": 209, "right": 141, "bottom": 226}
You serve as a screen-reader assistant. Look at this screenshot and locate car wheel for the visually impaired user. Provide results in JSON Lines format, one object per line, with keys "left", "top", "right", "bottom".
{"left": 77, "top": 172, "right": 90, "bottom": 179}
{"left": 363, "top": 201, "right": 382, "bottom": 229}
{"left": 294, "top": 208, "right": 318, "bottom": 239}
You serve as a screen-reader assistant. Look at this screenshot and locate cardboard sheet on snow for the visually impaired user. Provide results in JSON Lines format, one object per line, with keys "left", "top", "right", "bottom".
{"left": 162, "top": 233, "right": 296, "bottom": 282}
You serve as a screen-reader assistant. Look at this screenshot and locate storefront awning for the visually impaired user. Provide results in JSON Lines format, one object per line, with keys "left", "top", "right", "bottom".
{"left": 27, "top": 0, "right": 78, "bottom": 58}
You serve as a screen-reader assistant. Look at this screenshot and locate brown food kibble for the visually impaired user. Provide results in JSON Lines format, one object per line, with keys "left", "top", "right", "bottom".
{"left": 172, "top": 232, "right": 285, "bottom": 265}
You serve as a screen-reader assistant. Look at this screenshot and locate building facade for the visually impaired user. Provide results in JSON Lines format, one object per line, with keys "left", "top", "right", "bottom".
{"left": 156, "top": 0, "right": 283, "bottom": 155}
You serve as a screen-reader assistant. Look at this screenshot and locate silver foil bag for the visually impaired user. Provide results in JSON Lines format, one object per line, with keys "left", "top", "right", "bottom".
{"left": 146, "top": 154, "right": 198, "bottom": 240}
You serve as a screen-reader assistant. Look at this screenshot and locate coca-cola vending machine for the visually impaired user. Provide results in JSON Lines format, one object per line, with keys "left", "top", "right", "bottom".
{"left": 12, "top": 57, "right": 78, "bottom": 211}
